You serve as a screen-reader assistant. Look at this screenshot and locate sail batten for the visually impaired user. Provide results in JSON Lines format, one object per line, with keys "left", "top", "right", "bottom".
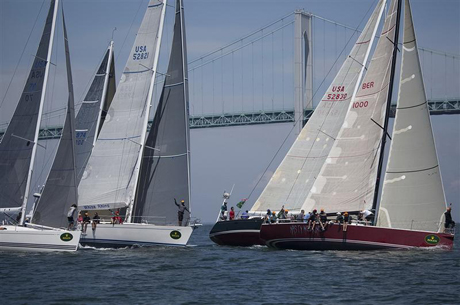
{"left": 377, "top": 0, "right": 446, "bottom": 232}
{"left": 250, "top": 0, "right": 386, "bottom": 213}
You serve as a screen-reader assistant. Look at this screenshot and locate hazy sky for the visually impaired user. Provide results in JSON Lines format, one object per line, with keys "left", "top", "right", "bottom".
{"left": 0, "top": 0, "right": 459, "bottom": 223}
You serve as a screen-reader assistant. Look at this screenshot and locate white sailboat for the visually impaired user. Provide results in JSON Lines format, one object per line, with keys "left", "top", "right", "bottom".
{"left": 210, "top": 0, "right": 387, "bottom": 246}
{"left": 0, "top": 0, "right": 81, "bottom": 252}
{"left": 78, "top": 0, "right": 197, "bottom": 248}
{"left": 260, "top": 0, "right": 454, "bottom": 250}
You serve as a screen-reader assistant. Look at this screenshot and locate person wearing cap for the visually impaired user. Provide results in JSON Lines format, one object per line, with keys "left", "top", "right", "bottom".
{"left": 335, "top": 212, "right": 344, "bottom": 224}
{"left": 111, "top": 209, "right": 123, "bottom": 225}
{"left": 343, "top": 212, "right": 349, "bottom": 232}
{"left": 67, "top": 204, "right": 77, "bottom": 230}
{"left": 270, "top": 211, "right": 277, "bottom": 224}
{"left": 174, "top": 198, "right": 190, "bottom": 226}
{"left": 264, "top": 209, "right": 271, "bottom": 223}
{"left": 444, "top": 206, "right": 455, "bottom": 233}
{"left": 361, "top": 209, "right": 373, "bottom": 225}
{"left": 220, "top": 202, "right": 228, "bottom": 221}
{"left": 82, "top": 212, "right": 91, "bottom": 234}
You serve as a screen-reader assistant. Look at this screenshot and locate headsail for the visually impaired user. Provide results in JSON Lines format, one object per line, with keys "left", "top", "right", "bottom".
{"left": 75, "top": 42, "right": 115, "bottom": 184}
{"left": 302, "top": 0, "right": 400, "bottom": 213}
{"left": 133, "top": 0, "right": 191, "bottom": 225}
{"left": 250, "top": 0, "right": 386, "bottom": 213}
{"left": 377, "top": 0, "right": 446, "bottom": 232}
{"left": 78, "top": 0, "right": 165, "bottom": 211}
{"left": 0, "top": 0, "right": 57, "bottom": 210}
{"left": 32, "top": 9, "right": 78, "bottom": 228}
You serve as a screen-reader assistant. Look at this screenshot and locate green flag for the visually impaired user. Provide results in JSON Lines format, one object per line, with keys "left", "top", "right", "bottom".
{"left": 236, "top": 198, "right": 247, "bottom": 209}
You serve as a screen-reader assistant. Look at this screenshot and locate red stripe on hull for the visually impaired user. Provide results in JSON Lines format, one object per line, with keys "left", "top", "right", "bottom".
{"left": 260, "top": 223, "right": 454, "bottom": 250}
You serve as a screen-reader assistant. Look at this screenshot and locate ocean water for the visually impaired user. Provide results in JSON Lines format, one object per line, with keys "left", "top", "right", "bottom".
{"left": 1, "top": 225, "right": 459, "bottom": 305}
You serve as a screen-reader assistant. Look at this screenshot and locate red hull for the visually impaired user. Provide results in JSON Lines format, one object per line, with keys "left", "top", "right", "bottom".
{"left": 260, "top": 222, "right": 454, "bottom": 250}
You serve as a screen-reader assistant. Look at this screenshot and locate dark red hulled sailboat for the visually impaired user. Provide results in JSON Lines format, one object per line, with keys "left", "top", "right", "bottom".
{"left": 260, "top": 0, "right": 455, "bottom": 250}
{"left": 209, "top": 0, "right": 386, "bottom": 247}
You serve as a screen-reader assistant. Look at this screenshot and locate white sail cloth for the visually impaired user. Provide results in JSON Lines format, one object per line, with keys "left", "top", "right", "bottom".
{"left": 377, "top": 0, "right": 446, "bottom": 232}
{"left": 78, "top": 0, "right": 164, "bottom": 210}
{"left": 302, "top": 0, "right": 399, "bottom": 213}
{"left": 251, "top": 0, "right": 386, "bottom": 213}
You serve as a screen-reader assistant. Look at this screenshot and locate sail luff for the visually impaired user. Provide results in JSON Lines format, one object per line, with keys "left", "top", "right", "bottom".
{"left": 93, "top": 41, "right": 114, "bottom": 147}
{"left": 372, "top": 0, "right": 402, "bottom": 213}
{"left": 125, "top": 0, "right": 167, "bottom": 223}
{"left": 179, "top": 0, "right": 192, "bottom": 217}
{"left": 377, "top": 0, "right": 447, "bottom": 232}
{"left": 20, "top": 0, "right": 60, "bottom": 225}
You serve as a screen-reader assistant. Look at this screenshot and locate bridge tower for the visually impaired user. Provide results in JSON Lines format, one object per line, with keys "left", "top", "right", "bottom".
{"left": 294, "top": 10, "right": 313, "bottom": 133}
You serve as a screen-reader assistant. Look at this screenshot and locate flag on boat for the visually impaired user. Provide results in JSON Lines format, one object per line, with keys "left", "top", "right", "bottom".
{"left": 236, "top": 199, "right": 247, "bottom": 209}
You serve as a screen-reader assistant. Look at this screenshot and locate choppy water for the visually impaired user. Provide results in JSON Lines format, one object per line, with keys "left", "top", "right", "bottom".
{"left": 1, "top": 225, "right": 459, "bottom": 304}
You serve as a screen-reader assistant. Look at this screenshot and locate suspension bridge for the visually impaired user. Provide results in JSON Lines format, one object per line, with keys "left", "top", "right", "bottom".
{"left": 1, "top": 10, "right": 459, "bottom": 140}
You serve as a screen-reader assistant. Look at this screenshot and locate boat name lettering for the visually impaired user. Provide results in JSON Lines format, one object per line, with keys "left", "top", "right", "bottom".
{"left": 133, "top": 45, "right": 149, "bottom": 60}
{"left": 60, "top": 233, "right": 73, "bottom": 242}
{"left": 290, "top": 225, "right": 309, "bottom": 236}
{"left": 425, "top": 234, "right": 440, "bottom": 245}
{"left": 353, "top": 101, "right": 368, "bottom": 108}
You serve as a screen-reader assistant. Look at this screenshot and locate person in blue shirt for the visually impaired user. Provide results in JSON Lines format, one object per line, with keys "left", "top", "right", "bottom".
{"left": 241, "top": 210, "right": 249, "bottom": 220}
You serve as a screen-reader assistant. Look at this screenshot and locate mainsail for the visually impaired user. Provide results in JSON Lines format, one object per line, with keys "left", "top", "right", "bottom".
{"left": 32, "top": 10, "right": 78, "bottom": 228}
{"left": 133, "top": 0, "right": 191, "bottom": 225}
{"left": 377, "top": 0, "right": 446, "bottom": 232}
{"left": 251, "top": 0, "right": 386, "bottom": 213}
{"left": 78, "top": 0, "right": 165, "bottom": 211}
{"left": 0, "top": 0, "right": 57, "bottom": 210}
{"left": 75, "top": 42, "right": 115, "bottom": 184}
{"left": 302, "top": 0, "right": 400, "bottom": 213}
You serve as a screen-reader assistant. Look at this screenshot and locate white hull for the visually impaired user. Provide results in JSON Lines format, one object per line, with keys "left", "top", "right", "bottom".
{"left": 80, "top": 223, "right": 195, "bottom": 248}
{"left": 0, "top": 225, "right": 81, "bottom": 252}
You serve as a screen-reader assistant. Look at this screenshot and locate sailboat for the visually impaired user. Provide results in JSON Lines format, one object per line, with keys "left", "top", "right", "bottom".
{"left": 0, "top": 0, "right": 81, "bottom": 252}
{"left": 75, "top": 41, "right": 116, "bottom": 184}
{"left": 78, "top": 0, "right": 197, "bottom": 248}
{"left": 260, "top": 0, "right": 455, "bottom": 250}
{"left": 210, "top": 0, "right": 387, "bottom": 247}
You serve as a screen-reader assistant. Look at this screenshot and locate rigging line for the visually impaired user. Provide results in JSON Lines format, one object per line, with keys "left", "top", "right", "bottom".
{"left": 188, "top": 11, "right": 295, "bottom": 65}
{"left": 115, "top": 0, "right": 144, "bottom": 64}
{"left": 188, "top": 21, "right": 294, "bottom": 72}
{"left": 0, "top": 0, "right": 47, "bottom": 110}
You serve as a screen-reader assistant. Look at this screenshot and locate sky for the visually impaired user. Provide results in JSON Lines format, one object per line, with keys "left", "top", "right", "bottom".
{"left": 0, "top": 0, "right": 459, "bottom": 223}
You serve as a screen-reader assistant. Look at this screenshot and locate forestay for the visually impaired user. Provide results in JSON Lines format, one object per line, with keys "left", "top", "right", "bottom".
{"left": 377, "top": 0, "right": 446, "bottom": 232}
{"left": 302, "top": 0, "right": 399, "bottom": 213}
{"left": 75, "top": 44, "right": 115, "bottom": 184}
{"left": 251, "top": 0, "right": 386, "bottom": 213}
{"left": 32, "top": 11, "right": 78, "bottom": 228}
{"left": 78, "top": 0, "right": 164, "bottom": 210}
{"left": 133, "top": 0, "right": 191, "bottom": 225}
{"left": 0, "top": 0, "right": 56, "bottom": 209}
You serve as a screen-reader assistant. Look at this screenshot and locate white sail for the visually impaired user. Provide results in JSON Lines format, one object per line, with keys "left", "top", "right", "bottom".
{"left": 250, "top": 0, "right": 386, "bottom": 213}
{"left": 302, "top": 0, "right": 400, "bottom": 213}
{"left": 78, "top": 0, "right": 164, "bottom": 210}
{"left": 377, "top": 0, "right": 446, "bottom": 232}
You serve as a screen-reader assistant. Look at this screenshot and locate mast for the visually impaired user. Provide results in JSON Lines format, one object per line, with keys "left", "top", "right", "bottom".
{"left": 179, "top": 0, "right": 192, "bottom": 221}
{"left": 372, "top": 0, "right": 402, "bottom": 217}
{"left": 20, "top": 0, "right": 60, "bottom": 225}
{"left": 93, "top": 41, "right": 114, "bottom": 147}
{"left": 126, "top": 0, "right": 167, "bottom": 223}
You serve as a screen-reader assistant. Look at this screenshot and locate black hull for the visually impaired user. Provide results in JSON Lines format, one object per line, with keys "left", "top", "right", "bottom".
{"left": 209, "top": 218, "right": 264, "bottom": 246}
